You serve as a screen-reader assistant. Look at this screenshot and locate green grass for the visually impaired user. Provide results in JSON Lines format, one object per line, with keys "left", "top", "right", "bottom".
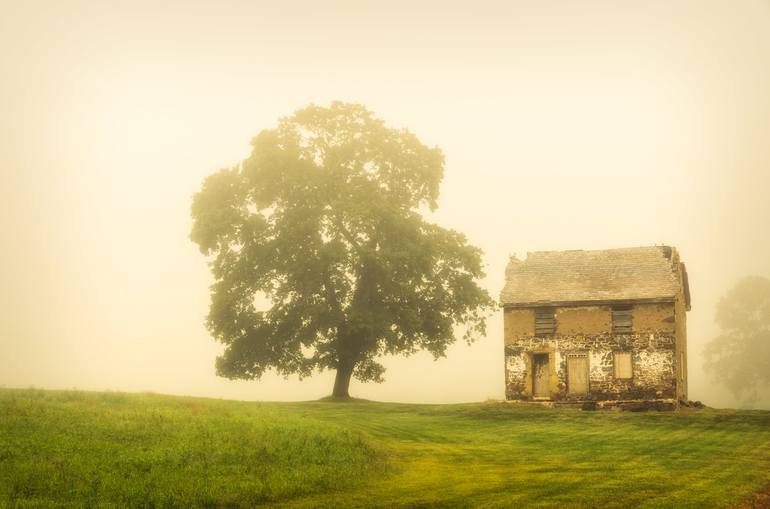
{"left": 1, "top": 389, "right": 769, "bottom": 508}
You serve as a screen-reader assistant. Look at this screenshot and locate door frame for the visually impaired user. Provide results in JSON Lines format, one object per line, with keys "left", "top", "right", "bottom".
{"left": 531, "top": 352, "right": 551, "bottom": 399}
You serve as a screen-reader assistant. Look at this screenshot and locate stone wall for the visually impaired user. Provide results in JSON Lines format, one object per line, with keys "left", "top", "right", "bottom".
{"left": 674, "top": 295, "right": 688, "bottom": 400}
{"left": 504, "top": 303, "right": 678, "bottom": 401}
{"left": 632, "top": 303, "right": 675, "bottom": 333}
{"left": 554, "top": 306, "right": 611, "bottom": 335}
{"left": 504, "top": 308, "right": 534, "bottom": 341}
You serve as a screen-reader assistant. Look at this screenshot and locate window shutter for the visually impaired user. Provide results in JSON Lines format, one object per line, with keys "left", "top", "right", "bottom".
{"left": 612, "top": 306, "right": 633, "bottom": 335}
{"left": 535, "top": 309, "right": 555, "bottom": 336}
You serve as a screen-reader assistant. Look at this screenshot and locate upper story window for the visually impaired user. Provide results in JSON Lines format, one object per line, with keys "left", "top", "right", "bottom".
{"left": 612, "top": 306, "right": 633, "bottom": 335}
{"left": 534, "top": 308, "right": 555, "bottom": 336}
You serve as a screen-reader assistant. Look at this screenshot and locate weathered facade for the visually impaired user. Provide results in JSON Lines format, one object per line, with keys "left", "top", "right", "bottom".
{"left": 501, "top": 246, "right": 691, "bottom": 407}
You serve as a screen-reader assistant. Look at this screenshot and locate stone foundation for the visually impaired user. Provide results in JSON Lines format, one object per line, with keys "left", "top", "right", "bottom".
{"left": 505, "top": 399, "right": 679, "bottom": 411}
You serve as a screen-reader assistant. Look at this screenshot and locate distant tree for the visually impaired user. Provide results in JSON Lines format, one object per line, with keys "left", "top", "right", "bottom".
{"left": 190, "top": 102, "right": 494, "bottom": 399}
{"left": 704, "top": 276, "right": 770, "bottom": 406}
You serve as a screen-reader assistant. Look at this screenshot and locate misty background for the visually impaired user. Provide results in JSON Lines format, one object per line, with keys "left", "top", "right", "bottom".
{"left": 1, "top": 0, "right": 769, "bottom": 408}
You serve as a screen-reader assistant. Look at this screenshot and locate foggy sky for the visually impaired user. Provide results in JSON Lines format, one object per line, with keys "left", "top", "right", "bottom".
{"left": 1, "top": 0, "right": 769, "bottom": 408}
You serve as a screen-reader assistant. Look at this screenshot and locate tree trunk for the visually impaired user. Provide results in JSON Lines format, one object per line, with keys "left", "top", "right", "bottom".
{"left": 332, "top": 359, "right": 354, "bottom": 399}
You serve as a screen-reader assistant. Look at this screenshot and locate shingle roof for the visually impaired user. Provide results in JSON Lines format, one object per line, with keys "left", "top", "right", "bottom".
{"left": 500, "top": 246, "right": 687, "bottom": 307}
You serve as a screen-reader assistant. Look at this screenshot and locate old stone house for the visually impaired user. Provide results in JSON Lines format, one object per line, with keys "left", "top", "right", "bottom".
{"left": 501, "top": 246, "right": 691, "bottom": 407}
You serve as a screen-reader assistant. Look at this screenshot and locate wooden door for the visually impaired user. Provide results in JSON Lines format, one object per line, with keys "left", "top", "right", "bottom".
{"left": 567, "top": 354, "right": 589, "bottom": 396}
{"left": 532, "top": 354, "right": 550, "bottom": 397}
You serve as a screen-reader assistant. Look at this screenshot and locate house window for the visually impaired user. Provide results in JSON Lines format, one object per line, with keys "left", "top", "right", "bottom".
{"left": 614, "top": 351, "right": 633, "bottom": 379}
{"left": 612, "top": 306, "right": 633, "bottom": 335}
{"left": 534, "top": 308, "right": 555, "bottom": 336}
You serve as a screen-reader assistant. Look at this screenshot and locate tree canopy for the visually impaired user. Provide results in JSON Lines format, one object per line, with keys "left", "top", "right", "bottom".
{"left": 704, "top": 276, "right": 770, "bottom": 406}
{"left": 190, "top": 102, "right": 494, "bottom": 398}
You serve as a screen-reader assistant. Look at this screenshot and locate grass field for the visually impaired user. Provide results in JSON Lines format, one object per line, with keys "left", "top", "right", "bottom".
{"left": 1, "top": 389, "right": 769, "bottom": 508}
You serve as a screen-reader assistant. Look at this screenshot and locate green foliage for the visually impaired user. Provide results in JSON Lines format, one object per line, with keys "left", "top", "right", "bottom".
{"left": 3, "top": 389, "right": 770, "bottom": 508}
{"left": 190, "top": 102, "right": 494, "bottom": 390}
{"left": 704, "top": 276, "right": 770, "bottom": 406}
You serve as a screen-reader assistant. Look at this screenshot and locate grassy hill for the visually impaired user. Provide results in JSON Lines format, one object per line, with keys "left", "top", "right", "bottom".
{"left": 1, "top": 389, "right": 769, "bottom": 508}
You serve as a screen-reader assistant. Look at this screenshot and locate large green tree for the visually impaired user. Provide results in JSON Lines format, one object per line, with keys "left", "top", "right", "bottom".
{"left": 190, "top": 102, "right": 493, "bottom": 398}
{"left": 704, "top": 276, "right": 770, "bottom": 406}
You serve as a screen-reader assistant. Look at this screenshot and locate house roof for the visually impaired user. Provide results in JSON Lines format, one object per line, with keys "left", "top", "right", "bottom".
{"left": 500, "top": 246, "right": 690, "bottom": 308}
